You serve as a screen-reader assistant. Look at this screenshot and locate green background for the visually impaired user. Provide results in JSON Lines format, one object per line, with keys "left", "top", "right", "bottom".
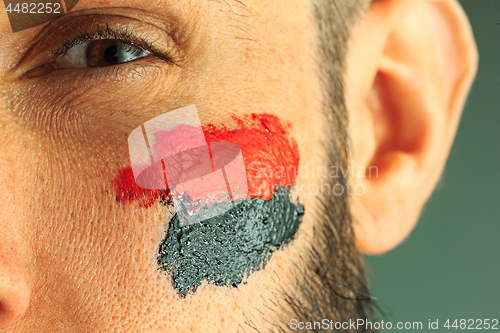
{"left": 365, "top": 0, "right": 500, "bottom": 330}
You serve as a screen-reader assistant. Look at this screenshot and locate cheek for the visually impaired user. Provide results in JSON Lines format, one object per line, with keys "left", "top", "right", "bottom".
{"left": 26, "top": 156, "right": 179, "bottom": 328}
{"left": 112, "top": 112, "right": 304, "bottom": 297}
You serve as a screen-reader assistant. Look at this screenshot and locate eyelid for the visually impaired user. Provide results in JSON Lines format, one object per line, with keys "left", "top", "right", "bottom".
{"left": 11, "top": 11, "right": 186, "bottom": 79}
{"left": 52, "top": 39, "right": 152, "bottom": 69}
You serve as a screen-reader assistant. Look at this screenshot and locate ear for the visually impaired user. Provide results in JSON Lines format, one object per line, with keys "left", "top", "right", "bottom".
{"left": 346, "top": 0, "right": 478, "bottom": 254}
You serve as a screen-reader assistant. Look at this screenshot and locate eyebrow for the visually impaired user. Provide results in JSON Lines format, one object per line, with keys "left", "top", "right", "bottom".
{"left": 214, "top": 0, "right": 250, "bottom": 12}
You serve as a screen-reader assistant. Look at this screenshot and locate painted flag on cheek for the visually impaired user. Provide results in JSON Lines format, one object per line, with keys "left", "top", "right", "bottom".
{"left": 117, "top": 108, "right": 304, "bottom": 296}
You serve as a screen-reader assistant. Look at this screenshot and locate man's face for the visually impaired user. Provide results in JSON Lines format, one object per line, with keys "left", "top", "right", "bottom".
{"left": 0, "top": 0, "right": 480, "bottom": 330}
{"left": 0, "top": 0, "right": 325, "bottom": 331}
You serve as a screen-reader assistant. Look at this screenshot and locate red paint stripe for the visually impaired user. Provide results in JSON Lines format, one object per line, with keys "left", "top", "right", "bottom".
{"left": 114, "top": 114, "right": 299, "bottom": 206}
{"left": 161, "top": 159, "right": 169, "bottom": 189}
{"left": 202, "top": 114, "right": 299, "bottom": 200}
{"left": 207, "top": 142, "right": 215, "bottom": 172}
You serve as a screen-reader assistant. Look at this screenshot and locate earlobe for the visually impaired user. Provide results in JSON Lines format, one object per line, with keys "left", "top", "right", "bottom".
{"left": 346, "top": 0, "right": 478, "bottom": 255}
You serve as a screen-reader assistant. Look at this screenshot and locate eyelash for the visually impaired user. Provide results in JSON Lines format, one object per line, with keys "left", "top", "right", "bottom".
{"left": 51, "top": 23, "right": 181, "bottom": 68}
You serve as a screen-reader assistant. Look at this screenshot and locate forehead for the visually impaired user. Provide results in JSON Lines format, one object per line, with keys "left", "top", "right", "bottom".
{"left": 0, "top": 0, "right": 316, "bottom": 58}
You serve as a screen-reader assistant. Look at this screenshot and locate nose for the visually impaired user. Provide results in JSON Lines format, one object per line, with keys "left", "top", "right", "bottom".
{"left": 0, "top": 120, "right": 31, "bottom": 328}
{"left": 0, "top": 232, "right": 31, "bottom": 328}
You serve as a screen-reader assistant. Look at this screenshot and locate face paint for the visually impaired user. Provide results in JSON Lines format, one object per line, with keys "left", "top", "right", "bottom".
{"left": 114, "top": 112, "right": 303, "bottom": 296}
{"left": 114, "top": 113, "right": 299, "bottom": 206}
{"left": 158, "top": 184, "right": 304, "bottom": 297}
{"left": 203, "top": 114, "right": 299, "bottom": 200}
{"left": 128, "top": 106, "right": 249, "bottom": 227}
{"left": 113, "top": 168, "right": 165, "bottom": 208}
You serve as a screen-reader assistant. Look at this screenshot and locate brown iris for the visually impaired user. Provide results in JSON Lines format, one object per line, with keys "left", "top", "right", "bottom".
{"left": 84, "top": 39, "right": 147, "bottom": 67}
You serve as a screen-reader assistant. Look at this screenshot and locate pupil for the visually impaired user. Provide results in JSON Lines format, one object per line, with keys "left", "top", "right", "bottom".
{"left": 84, "top": 40, "right": 146, "bottom": 67}
{"left": 105, "top": 46, "right": 120, "bottom": 65}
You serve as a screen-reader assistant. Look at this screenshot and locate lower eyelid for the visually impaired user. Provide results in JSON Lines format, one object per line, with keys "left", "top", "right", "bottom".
{"left": 23, "top": 53, "right": 162, "bottom": 79}
{"left": 24, "top": 36, "right": 175, "bottom": 78}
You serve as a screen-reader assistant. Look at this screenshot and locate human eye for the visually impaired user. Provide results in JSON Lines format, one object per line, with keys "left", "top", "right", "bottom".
{"left": 22, "top": 18, "right": 182, "bottom": 79}
{"left": 51, "top": 24, "right": 177, "bottom": 69}
{"left": 56, "top": 38, "right": 150, "bottom": 68}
